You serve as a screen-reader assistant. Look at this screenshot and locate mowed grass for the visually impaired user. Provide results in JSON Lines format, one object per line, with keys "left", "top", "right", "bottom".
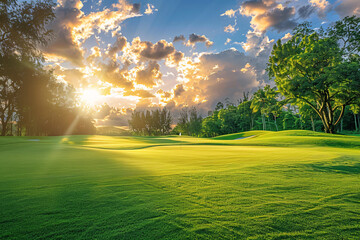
{"left": 0, "top": 131, "right": 360, "bottom": 239}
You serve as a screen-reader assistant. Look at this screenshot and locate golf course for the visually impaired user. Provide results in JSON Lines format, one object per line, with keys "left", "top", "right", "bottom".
{"left": 1, "top": 130, "right": 359, "bottom": 239}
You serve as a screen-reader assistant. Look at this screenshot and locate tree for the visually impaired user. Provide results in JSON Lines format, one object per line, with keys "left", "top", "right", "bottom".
{"left": 268, "top": 18, "right": 360, "bottom": 133}
{"left": 215, "top": 102, "right": 224, "bottom": 111}
{"left": 0, "top": 0, "right": 54, "bottom": 135}
{"left": 128, "top": 108, "right": 172, "bottom": 136}
{"left": 250, "top": 85, "right": 278, "bottom": 130}
{"left": 188, "top": 107, "right": 202, "bottom": 136}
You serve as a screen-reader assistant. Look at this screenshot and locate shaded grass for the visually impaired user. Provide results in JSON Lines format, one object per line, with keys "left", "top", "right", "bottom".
{"left": 0, "top": 131, "right": 360, "bottom": 239}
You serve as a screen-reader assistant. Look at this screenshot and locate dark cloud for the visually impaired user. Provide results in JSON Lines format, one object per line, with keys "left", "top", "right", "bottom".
{"left": 132, "top": 3, "right": 141, "bottom": 14}
{"left": 253, "top": 6, "right": 297, "bottom": 32}
{"left": 298, "top": 5, "right": 316, "bottom": 19}
{"left": 173, "top": 35, "right": 186, "bottom": 42}
{"left": 96, "top": 61, "right": 134, "bottom": 90}
{"left": 135, "top": 61, "right": 162, "bottom": 88}
{"left": 140, "top": 40, "right": 175, "bottom": 60}
{"left": 239, "top": 0, "right": 297, "bottom": 32}
{"left": 108, "top": 36, "right": 127, "bottom": 57}
{"left": 187, "top": 33, "right": 214, "bottom": 47}
{"left": 43, "top": 0, "right": 84, "bottom": 66}
{"left": 335, "top": 0, "right": 360, "bottom": 18}
{"left": 174, "top": 84, "right": 185, "bottom": 97}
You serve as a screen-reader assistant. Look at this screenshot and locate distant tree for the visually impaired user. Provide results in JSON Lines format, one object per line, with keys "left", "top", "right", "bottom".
{"left": 268, "top": 17, "right": 360, "bottom": 133}
{"left": 202, "top": 114, "right": 221, "bottom": 137}
{"left": 349, "top": 103, "right": 360, "bottom": 132}
{"left": 215, "top": 102, "right": 224, "bottom": 111}
{"left": 251, "top": 86, "right": 278, "bottom": 130}
{"left": 177, "top": 108, "right": 189, "bottom": 135}
{"left": 188, "top": 107, "right": 202, "bottom": 136}
{"left": 128, "top": 108, "right": 172, "bottom": 136}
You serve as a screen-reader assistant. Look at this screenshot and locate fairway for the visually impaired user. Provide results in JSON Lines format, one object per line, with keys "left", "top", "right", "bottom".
{"left": 1, "top": 131, "right": 360, "bottom": 239}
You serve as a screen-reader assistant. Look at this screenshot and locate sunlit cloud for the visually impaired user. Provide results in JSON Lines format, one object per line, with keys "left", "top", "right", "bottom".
{"left": 144, "top": 3, "right": 158, "bottom": 15}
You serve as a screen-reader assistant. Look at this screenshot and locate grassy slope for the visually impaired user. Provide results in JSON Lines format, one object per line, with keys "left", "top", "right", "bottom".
{"left": 0, "top": 131, "right": 360, "bottom": 239}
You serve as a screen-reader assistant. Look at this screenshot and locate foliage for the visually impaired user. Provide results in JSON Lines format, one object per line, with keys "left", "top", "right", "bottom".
{"left": 128, "top": 108, "right": 172, "bottom": 136}
{"left": 0, "top": 0, "right": 95, "bottom": 136}
{"left": 268, "top": 16, "right": 360, "bottom": 133}
{"left": 172, "top": 107, "right": 202, "bottom": 136}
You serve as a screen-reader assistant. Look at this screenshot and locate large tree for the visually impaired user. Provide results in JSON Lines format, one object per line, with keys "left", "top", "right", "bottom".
{"left": 268, "top": 17, "right": 360, "bottom": 133}
{"left": 0, "top": 0, "right": 54, "bottom": 135}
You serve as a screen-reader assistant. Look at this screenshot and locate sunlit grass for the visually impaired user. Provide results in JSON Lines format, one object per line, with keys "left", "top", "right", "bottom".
{"left": 0, "top": 131, "right": 360, "bottom": 239}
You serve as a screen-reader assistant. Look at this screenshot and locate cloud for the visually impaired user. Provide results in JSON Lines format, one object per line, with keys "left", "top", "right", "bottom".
{"left": 240, "top": 0, "right": 276, "bottom": 17}
{"left": 95, "top": 61, "right": 134, "bottom": 90}
{"left": 52, "top": 64, "right": 86, "bottom": 88}
{"left": 126, "top": 38, "right": 175, "bottom": 62}
{"left": 43, "top": 0, "right": 140, "bottom": 66}
{"left": 186, "top": 33, "right": 214, "bottom": 47}
{"left": 224, "top": 22, "right": 236, "bottom": 33}
{"left": 220, "top": 9, "right": 238, "bottom": 18}
{"left": 173, "top": 35, "right": 186, "bottom": 42}
{"left": 156, "top": 89, "right": 172, "bottom": 99}
{"left": 309, "top": 0, "right": 330, "bottom": 18}
{"left": 124, "top": 90, "right": 155, "bottom": 98}
{"left": 335, "top": 0, "right": 360, "bottom": 17}
{"left": 238, "top": 0, "right": 297, "bottom": 32}
{"left": 165, "top": 51, "right": 184, "bottom": 67}
{"left": 225, "top": 38, "right": 232, "bottom": 45}
{"left": 43, "top": 0, "right": 84, "bottom": 66}
{"left": 298, "top": 4, "right": 316, "bottom": 19}
{"left": 139, "top": 40, "right": 175, "bottom": 60}
{"left": 241, "top": 30, "right": 274, "bottom": 56}
{"left": 251, "top": 5, "right": 297, "bottom": 32}
{"left": 160, "top": 49, "right": 267, "bottom": 112}
{"left": 144, "top": 3, "right": 158, "bottom": 15}
{"left": 173, "top": 84, "right": 185, "bottom": 97}
{"left": 107, "top": 35, "right": 127, "bottom": 59}
{"left": 134, "top": 61, "right": 162, "bottom": 88}
{"left": 281, "top": 32, "right": 292, "bottom": 41}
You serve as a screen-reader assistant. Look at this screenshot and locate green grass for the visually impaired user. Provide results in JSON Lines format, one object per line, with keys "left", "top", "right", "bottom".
{"left": 1, "top": 131, "right": 360, "bottom": 239}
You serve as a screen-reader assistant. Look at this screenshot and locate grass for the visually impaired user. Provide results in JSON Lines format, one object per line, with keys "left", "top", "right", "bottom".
{"left": 0, "top": 130, "right": 360, "bottom": 239}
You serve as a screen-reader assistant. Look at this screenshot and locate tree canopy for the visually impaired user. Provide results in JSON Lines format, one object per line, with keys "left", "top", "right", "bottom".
{"left": 268, "top": 16, "right": 360, "bottom": 133}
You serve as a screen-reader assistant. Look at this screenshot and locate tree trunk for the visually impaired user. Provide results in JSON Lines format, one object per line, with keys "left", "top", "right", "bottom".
{"left": 274, "top": 115, "right": 278, "bottom": 131}
{"left": 250, "top": 115, "right": 254, "bottom": 130}
{"left": 311, "top": 116, "right": 315, "bottom": 132}
{"left": 354, "top": 113, "right": 358, "bottom": 132}
{"left": 261, "top": 114, "right": 266, "bottom": 130}
{"left": 341, "top": 118, "right": 343, "bottom": 133}
{"left": 1, "top": 123, "right": 6, "bottom": 136}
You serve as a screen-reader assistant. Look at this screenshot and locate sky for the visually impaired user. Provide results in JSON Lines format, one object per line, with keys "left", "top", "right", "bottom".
{"left": 44, "top": 0, "right": 360, "bottom": 114}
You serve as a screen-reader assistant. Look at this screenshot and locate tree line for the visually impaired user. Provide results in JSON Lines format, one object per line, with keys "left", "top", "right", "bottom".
{"left": 0, "top": 0, "right": 95, "bottom": 136}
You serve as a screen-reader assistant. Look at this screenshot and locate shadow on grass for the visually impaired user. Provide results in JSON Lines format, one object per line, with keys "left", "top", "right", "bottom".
{"left": 306, "top": 163, "right": 360, "bottom": 174}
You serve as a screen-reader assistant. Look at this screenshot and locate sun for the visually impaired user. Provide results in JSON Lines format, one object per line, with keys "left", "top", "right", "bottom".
{"left": 80, "top": 88, "right": 101, "bottom": 106}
